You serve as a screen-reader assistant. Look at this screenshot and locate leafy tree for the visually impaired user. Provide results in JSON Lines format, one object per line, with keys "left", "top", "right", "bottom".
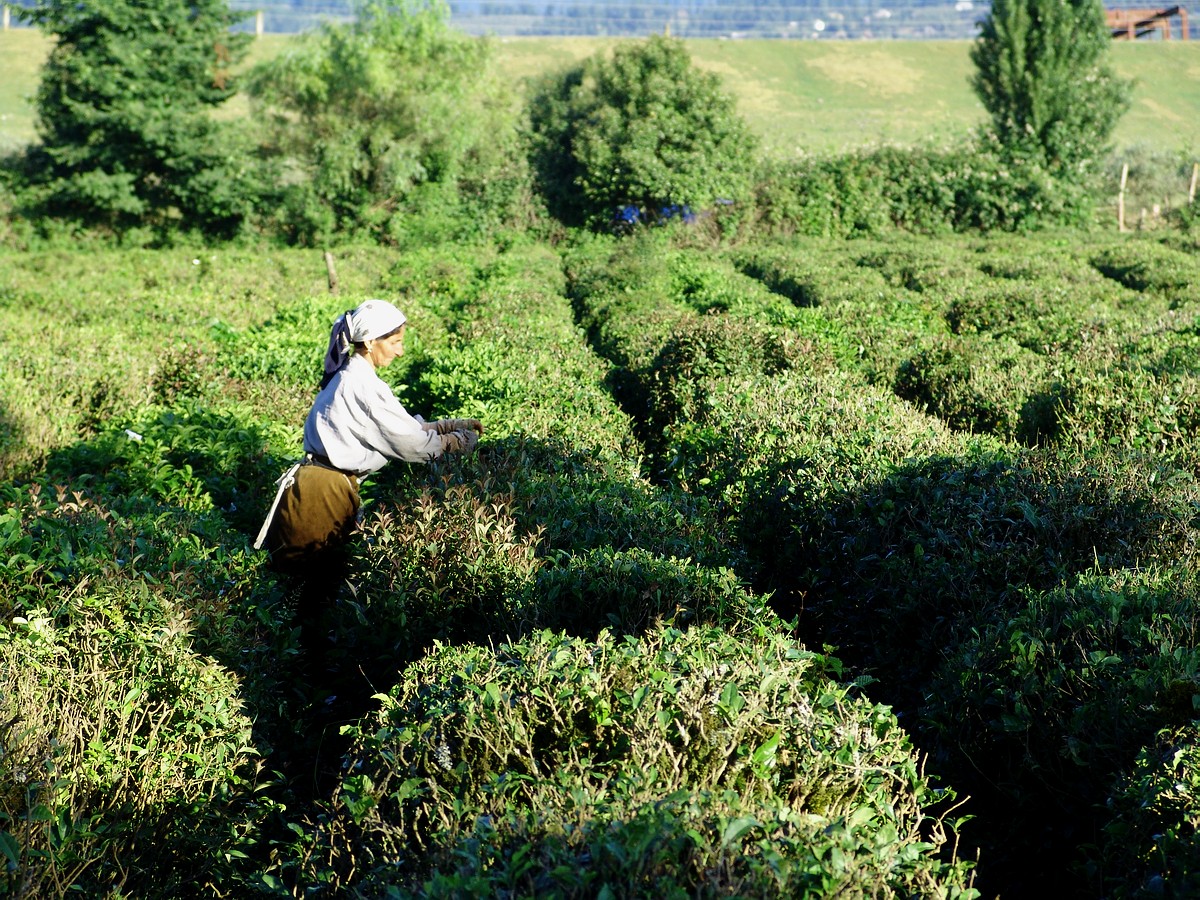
{"left": 245, "top": 0, "right": 532, "bottom": 246}
{"left": 527, "top": 34, "right": 758, "bottom": 230}
{"left": 970, "top": 0, "right": 1131, "bottom": 177}
{"left": 16, "top": 0, "right": 262, "bottom": 239}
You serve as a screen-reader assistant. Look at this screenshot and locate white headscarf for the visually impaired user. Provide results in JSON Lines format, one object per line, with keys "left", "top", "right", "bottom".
{"left": 322, "top": 299, "right": 407, "bottom": 384}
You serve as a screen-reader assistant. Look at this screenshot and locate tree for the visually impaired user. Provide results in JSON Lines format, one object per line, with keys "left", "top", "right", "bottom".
{"left": 970, "top": 0, "right": 1131, "bottom": 177}
{"left": 17, "top": 0, "right": 261, "bottom": 238}
{"left": 527, "top": 35, "right": 758, "bottom": 230}
{"left": 245, "top": 0, "right": 531, "bottom": 246}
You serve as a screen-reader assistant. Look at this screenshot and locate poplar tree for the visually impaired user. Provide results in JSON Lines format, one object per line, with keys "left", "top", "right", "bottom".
{"left": 17, "top": 0, "right": 260, "bottom": 237}
{"left": 970, "top": 0, "right": 1130, "bottom": 177}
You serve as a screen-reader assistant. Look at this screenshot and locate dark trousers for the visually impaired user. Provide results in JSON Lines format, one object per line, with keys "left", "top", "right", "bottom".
{"left": 265, "top": 463, "right": 360, "bottom": 658}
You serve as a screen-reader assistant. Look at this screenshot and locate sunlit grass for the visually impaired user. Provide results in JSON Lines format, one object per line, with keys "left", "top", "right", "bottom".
{"left": 2, "top": 27, "right": 1198, "bottom": 157}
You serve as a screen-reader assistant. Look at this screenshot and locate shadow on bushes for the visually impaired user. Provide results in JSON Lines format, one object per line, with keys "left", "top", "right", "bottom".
{"left": 743, "top": 445, "right": 1200, "bottom": 897}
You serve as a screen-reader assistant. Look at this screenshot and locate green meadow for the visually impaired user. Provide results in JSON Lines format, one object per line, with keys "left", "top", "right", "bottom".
{"left": 3, "top": 28, "right": 1200, "bottom": 156}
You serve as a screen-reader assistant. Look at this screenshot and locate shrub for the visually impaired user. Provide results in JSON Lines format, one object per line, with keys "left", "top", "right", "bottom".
{"left": 1048, "top": 344, "right": 1200, "bottom": 469}
{"left": 774, "top": 449, "right": 1197, "bottom": 702}
{"left": 0, "top": 579, "right": 267, "bottom": 896}
{"left": 749, "top": 143, "right": 1094, "bottom": 238}
{"left": 1103, "top": 723, "right": 1200, "bottom": 899}
{"left": 928, "top": 566, "right": 1200, "bottom": 895}
{"left": 42, "top": 402, "right": 295, "bottom": 535}
{"left": 341, "top": 474, "right": 544, "bottom": 671}
{"left": 1092, "top": 239, "right": 1200, "bottom": 304}
{"left": 525, "top": 547, "right": 761, "bottom": 638}
{"left": 246, "top": 0, "right": 534, "bottom": 245}
{"left": 526, "top": 35, "right": 757, "bottom": 231}
{"left": 893, "top": 335, "right": 1051, "bottom": 442}
{"left": 287, "top": 626, "right": 977, "bottom": 897}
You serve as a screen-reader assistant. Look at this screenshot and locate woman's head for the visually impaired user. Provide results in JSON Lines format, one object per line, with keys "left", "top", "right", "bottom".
{"left": 348, "top": 299, "right": 406, "bottom": 343}
{"left": 348, "top": 299, "right": 407, "bottom": 368}
{"left": 322, "top": 299, "right": 409, "bottom": 384}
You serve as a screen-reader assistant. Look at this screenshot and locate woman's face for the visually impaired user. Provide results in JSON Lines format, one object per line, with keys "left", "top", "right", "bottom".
{"left": 365, "top": 325, "right": 406, "bottom": 368}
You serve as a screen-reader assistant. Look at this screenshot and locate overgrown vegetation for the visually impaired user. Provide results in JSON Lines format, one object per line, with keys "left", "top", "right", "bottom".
{"left": 245, "top": 0, "right": 537, "bottom": 246}
{"left": 526, "top": 34, "right": 758, "bottom": 230}
{"left": 2, "top": 1, "right": 1200, "bottom": 898}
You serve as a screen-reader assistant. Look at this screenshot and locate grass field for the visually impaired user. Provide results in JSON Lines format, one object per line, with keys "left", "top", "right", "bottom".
{"left": 2, "top": 27, "right": 1199, "bottom": 157}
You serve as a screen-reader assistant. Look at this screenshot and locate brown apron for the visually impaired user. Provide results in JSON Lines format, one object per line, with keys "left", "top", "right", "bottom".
{"left": 262, "top": 462, "right": 360, "bottom": 568}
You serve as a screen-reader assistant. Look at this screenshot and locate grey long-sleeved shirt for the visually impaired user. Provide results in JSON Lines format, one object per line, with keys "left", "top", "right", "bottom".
{"left": 303, "top": 355, "right": 442, "bottom": 474}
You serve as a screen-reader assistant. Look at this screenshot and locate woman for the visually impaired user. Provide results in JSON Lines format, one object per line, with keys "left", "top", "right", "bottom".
{"left": 257, "top": 298, "right": 483, "bottom": 653}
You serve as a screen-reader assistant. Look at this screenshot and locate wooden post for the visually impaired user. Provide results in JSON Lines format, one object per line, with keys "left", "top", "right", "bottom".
{"left": 3, "top": 6, "right": 10, "bottom": 32}
{"left": 1189, "top": 163, "right": 1198, "bottom": 205}
{"left": 1118, "top": 162, "right": 1129, "bottom": 231}
{"left": 256, "top": 10, "right": 264, "bottom": 37}
{"left": 324, "top": 251, "right": 339, "bottom": 294}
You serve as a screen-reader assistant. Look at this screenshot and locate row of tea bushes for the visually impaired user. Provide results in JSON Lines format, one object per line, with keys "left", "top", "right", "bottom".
{"left": 0, "top": 247, "right": 394, "bottom": 896}
{"left": 733, "top": 234, "right": 1200, "bottom": 471}
{"left": 0, "top": 246, "right": 469, "bottom": 895}
{"left": 563, "top": 232, "right": 992, "bottom": 539}
{"left": 733, "top": 236, "right": 1200, "bottom": 895}
{"left": 0, "top": 246, "right": 399, "bottom": 480}
{"left": 0, "top": 465, "right": 288, "bottom": 896}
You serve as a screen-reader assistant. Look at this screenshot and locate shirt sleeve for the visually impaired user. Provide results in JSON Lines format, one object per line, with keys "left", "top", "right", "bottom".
{"left": 357, "top": 378, "right": 444, "bottom": 464}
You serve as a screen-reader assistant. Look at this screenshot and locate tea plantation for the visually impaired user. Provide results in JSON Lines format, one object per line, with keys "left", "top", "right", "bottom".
{"left": 1, "top": 226, "right": 1198, "bottom": 897}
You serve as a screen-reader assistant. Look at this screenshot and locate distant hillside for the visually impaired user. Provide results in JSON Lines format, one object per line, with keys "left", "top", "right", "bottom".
{"left": 2, "top": 28, "right": 1199, "bottom": 156}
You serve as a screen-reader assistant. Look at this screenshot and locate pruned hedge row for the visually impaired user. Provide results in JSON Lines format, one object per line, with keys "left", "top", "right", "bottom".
{"left": 287, "top": 626, "right": 977, "bottom": 898}
{"left": 0, "top": 464, "right": 289, "bottom": 896}
{"left": 564, "top": 231, "right": 1200, "bottom": 896}
{"left": 732, "top": 234, "right": 1200, "bottom": 469}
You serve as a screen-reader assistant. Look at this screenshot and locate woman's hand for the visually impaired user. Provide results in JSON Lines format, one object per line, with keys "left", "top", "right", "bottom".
{"left": 433, "top": 417, "right": 484, "bottom": 436}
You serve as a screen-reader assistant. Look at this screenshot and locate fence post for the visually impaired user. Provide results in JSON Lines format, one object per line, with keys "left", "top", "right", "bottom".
{"left": 324, "top": 251, "right": 339, "bottom": 294}
{"left": 3, "top": 5, "right": 10, "bottom": 32}
{"left": 1190, "top": 163, "right": 1198, "bottom": 205}
{"left": 256, "top": 10, "right": 264, "bottom": 37}
{"left": 1118, "top": 162, "right": 1128, "bottom": 231}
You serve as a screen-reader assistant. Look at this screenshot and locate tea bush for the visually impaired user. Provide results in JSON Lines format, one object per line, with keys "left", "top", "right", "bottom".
{"left": 0, "top": 598, "right": 264, "bottom": 896}
{"left": 524, "top": 547, "right": 760, "bottom": 639}
{"left": 893, "top": 335, "right": 1051, "bottom": 442}
{"left": 1091, "top": 239, "right": 1200, "bottom": 304}
{"left": 927, "top": 564, "right": 1200, "bottom": 895}
{"left": 289, "top": 626, "right": 977, "bottom": 897}
{"left": 783, "top": 450, "right": 1197, "bottom": 691}
{"left": 339, "top": 475, "right": 544, "bottom": 671}
{"left": 0, "top": 476, "right": 284, "bottom": 896}
{"left": 730, "top": 240, "right": 947, "bottom": 382}
{"left": 0, "top": 245, "right": 394, "bottom": 477}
